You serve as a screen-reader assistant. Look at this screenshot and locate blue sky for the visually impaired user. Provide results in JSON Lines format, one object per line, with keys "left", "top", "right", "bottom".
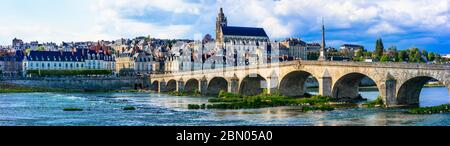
{"left": 0, "top": 0, "right": 449, "bottom": 54}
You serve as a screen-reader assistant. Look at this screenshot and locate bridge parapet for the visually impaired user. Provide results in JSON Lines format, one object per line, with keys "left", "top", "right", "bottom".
{"left": 150, "top": 61, "right": 450, "bottom": 107}
{"left": 151, "top": 61, "right": 450, "bottom": 78}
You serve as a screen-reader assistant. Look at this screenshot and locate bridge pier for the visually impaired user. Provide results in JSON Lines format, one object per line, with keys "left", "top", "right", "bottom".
{"left": 447, "top": 84, "right": 450, "bottom": 95}
{"left": 177, "top": 80, "right": 185, "bottom": 93}
{"left": 266, "top": 76, "right": 278, "bottom": 94}
{"left": 229, "top": 78, "right": 239, "bottom": 94}
{"left": 159, "top": 80, "right": 166, "bottom": 93}
{"left": 200, "top": 78, "right": 208, "bottom": 96}
{"left": 318, "top": 77, "right": 332, "bottom": 97}
{"left": 383, "top": 79, "right": 397, "bottom": 107}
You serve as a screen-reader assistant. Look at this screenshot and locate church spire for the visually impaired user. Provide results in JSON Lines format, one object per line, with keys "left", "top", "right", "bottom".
{"left": 318, "top": 17, "right": 327, "bottom": 61}
{"left": 216, "top": 7, "right": 227, "bottom": 45}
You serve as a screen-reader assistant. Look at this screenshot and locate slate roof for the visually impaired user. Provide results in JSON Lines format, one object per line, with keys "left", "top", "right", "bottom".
{"left": 27, "top": 49, "right": 115, "bottom": 62}
{"left": 221, "top": 26, "right": 268, "bottom": 38}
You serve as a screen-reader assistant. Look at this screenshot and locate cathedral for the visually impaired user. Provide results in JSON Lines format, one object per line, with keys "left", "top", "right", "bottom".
{"left": 215, "top": 8, "right": 270, "bottom": 45}
{"left": 214, "top": 8, "right": 271, "bottom": 66}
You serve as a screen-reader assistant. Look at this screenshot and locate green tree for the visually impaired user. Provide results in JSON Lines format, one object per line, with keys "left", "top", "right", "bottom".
{"left": 427, "top": 52, "right": 435, "bottom": 62}
{"left": 415, "top": 50, "right": 422, "bottom": 62}
{"left": 375, "top": 38, "right": 384, "bottom": 59}
{"left": 364, "top": 52, "right": 372, "bottom": 58}
{"left": 398, "top": 50, "right": 407, "bottom": 62}
{"left": 421, "top": 50, "right": 428, "bottom": 61}
{"left": 36, "top": 46, "right": 45, "bottom": 51}
{"left": 380, "top": 55, "right": 390, "bottom": 62}
{"left": 355, "top": 48, "right": 363, "bottom": 58}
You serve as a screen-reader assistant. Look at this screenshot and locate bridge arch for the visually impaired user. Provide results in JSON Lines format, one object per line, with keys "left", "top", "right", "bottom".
{"left": 185, "top": 79, "right": 199, "bottom": 93}
{"left": 239, "top": 74, "right": 267, "bottom": 96}
{"left": 332, "top": 72, "right": 379, "bottom": 99}
{"left": 207, "top": 77, "right": 228, "bottom": 96}
{"left": 165, "top": 79, "right": 177, "bottom": 92}
{"left": 397, "top": 76, "right": 449, "bottom": 107}
{"left": 279, "top": 71, "right": 318, "bottom": 97}
{"left": 151, "top": 81, "right": 159, "bottom": 92}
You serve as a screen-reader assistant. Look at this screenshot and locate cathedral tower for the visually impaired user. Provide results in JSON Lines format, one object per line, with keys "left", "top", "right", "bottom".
{"left": 216, "top": 7, "right": 227, "bottom": 44}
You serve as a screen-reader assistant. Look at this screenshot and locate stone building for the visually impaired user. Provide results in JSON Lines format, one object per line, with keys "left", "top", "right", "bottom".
{"left": 340, "top": 44, "right": 364, "bottom": 59}
{"left": 22, "top": 49, "right": 116, "bottom": 76}
{"left": 0, "top": 50, "right": 24, "bottom": 77}
{"left": 215, "top": 8, "right": 269, "bottom": 45}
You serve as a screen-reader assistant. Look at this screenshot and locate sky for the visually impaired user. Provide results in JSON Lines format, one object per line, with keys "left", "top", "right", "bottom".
{"left": 0, "top": 0, "right": 449, "bottom": 54}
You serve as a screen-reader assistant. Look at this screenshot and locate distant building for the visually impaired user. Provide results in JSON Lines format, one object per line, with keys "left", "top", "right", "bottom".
{"left": 214, "top": 7, "right": 270, "bottom": 67}
{"left": 115, "top": 47, "right": 154, "bottom": 76}
{"left": 0, "top": 50, "right": 24, "bottom": 77}
{"left": 279, "top": 38, "right": 308, "bottom": 61}
{"left": 22, "top": 49, "right": 116, "bottom": 76}
{"left": 443, "top": 54, "right": 450, "bottom": 59}
{"left": 340, "top": 44, "right": 364, "bottom": 58}
{"left": 215, "top": 8, "right": 269, "bottom": 45}
{"left": 12, "top": 38, "right": 24, "bottom": 48}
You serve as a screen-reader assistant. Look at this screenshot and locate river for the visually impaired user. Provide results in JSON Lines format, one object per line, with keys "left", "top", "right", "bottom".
{"left": 0, "top": 87, "right": 449, "bottom": 126}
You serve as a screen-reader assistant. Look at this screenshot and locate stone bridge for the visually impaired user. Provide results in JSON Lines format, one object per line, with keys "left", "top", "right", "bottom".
{"left": 150, "top": 61, "right": 450, "bottom": 107}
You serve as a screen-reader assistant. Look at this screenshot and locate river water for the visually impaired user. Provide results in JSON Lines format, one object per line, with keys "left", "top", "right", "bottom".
{"left": 0, "top": 87, "right": 449, "bottom": 126}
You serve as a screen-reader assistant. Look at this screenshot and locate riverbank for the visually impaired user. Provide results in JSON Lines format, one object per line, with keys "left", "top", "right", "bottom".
{"left": 0, "top": 82, "right": 148, "bottom": 93}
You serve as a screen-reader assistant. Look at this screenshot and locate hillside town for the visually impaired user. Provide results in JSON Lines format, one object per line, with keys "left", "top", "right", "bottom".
{"left": 0, "top": 8, "right": 448, "bottom": 78}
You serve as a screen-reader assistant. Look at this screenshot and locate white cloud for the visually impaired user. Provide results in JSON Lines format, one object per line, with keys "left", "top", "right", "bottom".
{"left": 91, "top": 0, "right": 199, "bottom": 39}
{"left": 367, "top": 22, "right": 403, "bottom": 35}
{"left": 1, "top": 0, "right": 449, "bottom": 48}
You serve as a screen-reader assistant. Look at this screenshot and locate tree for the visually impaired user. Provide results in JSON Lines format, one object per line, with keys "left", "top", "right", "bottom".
{"left": 398, "top": 50, "right": 407, "bottom": 62}
{"left": 37, "top": 46, "right": 45, "bottom": 51}
{"left": 375, "top": 38, "right": 384, "bottom": 59}
{"left": 415, "top": 50, "right": 422, "bottom": 62}
{"left": 355, "top": 48, "right": 363, "bottom": 58}
{"left": 380, "top": 55, "right": 390, "bottom": 62}
{"left": 422, "top": 50, "right": 428, "bottom": 61}
{"left": 428, "top": 52, "right": 435, "bottom": 62}
{"left": 364, "top": 52, "right": 372, "bottom": 58}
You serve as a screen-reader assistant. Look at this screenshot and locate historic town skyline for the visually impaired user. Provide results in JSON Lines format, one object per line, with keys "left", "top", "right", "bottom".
{"left": 0, "top": 0, "right": 449, "bottom": 54}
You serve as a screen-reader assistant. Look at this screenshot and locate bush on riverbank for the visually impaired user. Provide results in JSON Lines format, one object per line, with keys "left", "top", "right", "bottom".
{"left": 0, "top": 82, "right": 79, "bottom": 93}
{"left": 408, "top": 104, "right": 450, "bottom": 114}
{"left": 361, "top": 96, "right": 385, "bottom": 108}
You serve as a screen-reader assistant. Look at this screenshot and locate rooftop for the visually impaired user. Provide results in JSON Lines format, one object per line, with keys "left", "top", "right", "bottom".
{"left": 222, "top": 26, "right": 268, "bottom": 38}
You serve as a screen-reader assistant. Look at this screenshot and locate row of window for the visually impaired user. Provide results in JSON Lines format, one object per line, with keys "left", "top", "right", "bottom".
{"left": 26, "top": 62, "right": 115, "bottom": 70}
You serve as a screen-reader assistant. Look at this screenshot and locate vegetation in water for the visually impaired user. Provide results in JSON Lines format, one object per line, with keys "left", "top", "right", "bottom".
{"left": 188, "top": 90, "right": 345, "bottom": 111}
{"left": 408, "top": 104, "right": 450, "bottom": 114}
{"left": 63, "top": 108, "right": 83, "bottom": 111}
{"left": 123, "top": 106, "right": 137, "bottom": 110}
{"left": 300, "top": 105, "right": 335, "bottom": 112}
{"left": 361, "top": 96, "right": 385, "bottom": 108}
{"left": 167, "top": 90, "right": 201, "bottom": 97}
